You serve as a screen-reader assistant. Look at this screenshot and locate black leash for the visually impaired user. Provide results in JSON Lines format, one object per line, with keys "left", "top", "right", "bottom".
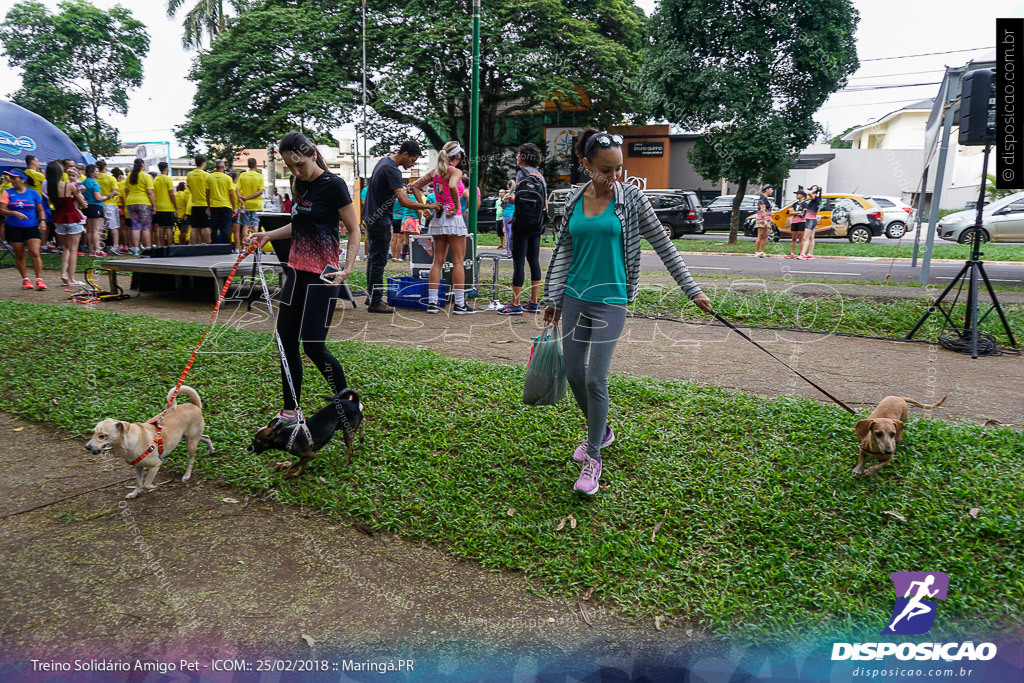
{"left": 708, "top": 309, "right": 857, "bottom": 416}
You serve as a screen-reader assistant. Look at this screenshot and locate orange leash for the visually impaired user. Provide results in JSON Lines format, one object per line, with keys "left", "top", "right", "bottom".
{"left": 163, "top": 244, "right": 257, "bottom": 412}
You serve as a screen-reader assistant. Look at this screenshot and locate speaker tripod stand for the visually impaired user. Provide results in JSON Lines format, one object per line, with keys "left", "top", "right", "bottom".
{"left": 905, "top": 145, "right": 1017, "bottom": 357}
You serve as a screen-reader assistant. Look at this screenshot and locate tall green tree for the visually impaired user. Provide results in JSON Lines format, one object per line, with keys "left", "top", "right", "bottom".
{"left": 642, "top": 0, "right": 859, "bottom": 243}
{"left": 0, "top": 0, "right": 149, "bottom": 158}
{"left": 166, "top": 0, "right": 247, "bottom": 51}
{"left": 180, "top": 0, "right": 649, "bottom": 186}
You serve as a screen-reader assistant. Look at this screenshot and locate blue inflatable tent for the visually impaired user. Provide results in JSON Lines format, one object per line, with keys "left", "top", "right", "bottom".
{"left": 0, "top": 100, "right": 91, "bottom": 172}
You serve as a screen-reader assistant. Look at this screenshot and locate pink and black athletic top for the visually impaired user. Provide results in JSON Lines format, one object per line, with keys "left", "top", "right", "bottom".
{"left": 432, "top": 173, "right": 465, "bottom": 216}
{"left": 288, "top": 170, "right": 352, "bottom": 274}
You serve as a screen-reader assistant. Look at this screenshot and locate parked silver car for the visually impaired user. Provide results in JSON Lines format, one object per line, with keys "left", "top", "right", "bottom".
{"left": 547, "top": 188, "right": 576, "bottom": 235}
{"left": 866, "top": 195, "right": 915, "bottom": 239}
{"left": 937, "top": 192, "right": 1024, "bottom": 243}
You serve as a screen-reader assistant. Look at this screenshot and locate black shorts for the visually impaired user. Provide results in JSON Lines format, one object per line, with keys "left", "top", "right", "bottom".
{"left": 392, "top": 218, "right": 403, "bottom": 235}
{"left": 154, "top": 211, "right": 175, "bottom": 228}
{"left": 84, "top": 204, "right": 104, "bottom": 219}
{"left": 6, "top": 225, "right": 42, "bottom": 243}
{"left": 791, "top": 222, "right": 809, "bottom": 231}
{"left": 191, "top": 207, "right": 210, "bottom": 230}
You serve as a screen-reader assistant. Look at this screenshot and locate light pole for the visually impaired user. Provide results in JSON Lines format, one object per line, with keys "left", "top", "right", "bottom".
{"left": 361, "top": 0, "right": 368, "bottom": 203}
{"left": 468, "top": 0, "right": 480, "bottom": 283}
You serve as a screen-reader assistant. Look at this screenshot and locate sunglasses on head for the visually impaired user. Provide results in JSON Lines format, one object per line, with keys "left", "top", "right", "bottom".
{"left": 585, "top": 133, "right": 623, "bottom": 156}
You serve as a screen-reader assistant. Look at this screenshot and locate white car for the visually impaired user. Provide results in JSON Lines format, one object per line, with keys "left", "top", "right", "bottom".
{"left": 937, "top": 191, "right": 1024, "bottom": 243}
{"left": 867, "top": 195, "right": 915, "bottom": 239}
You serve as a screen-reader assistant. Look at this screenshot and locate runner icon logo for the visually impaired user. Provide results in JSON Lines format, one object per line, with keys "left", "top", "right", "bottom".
{"left": 883, "top": 571, "right": 949, "bottom": 635}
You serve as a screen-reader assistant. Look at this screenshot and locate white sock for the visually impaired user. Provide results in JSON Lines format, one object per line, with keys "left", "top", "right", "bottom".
{"left": 454, "top": 289, "right": 465, "bottom": 307}
{"left": 428, "top": 288, "right": 439, "bottom": 305}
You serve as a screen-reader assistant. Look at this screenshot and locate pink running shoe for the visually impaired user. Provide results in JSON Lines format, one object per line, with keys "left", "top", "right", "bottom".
{"left": 22, "top": 278, "right": 34, "bottom": 290}
{"left": 35, "top": 278, "right": 47, "bottom": 290}
{"left": 574, "top": 456, "right": 603, "bottom": 496}
{"left": 572, "top": 425, "right": 615, "bottom": 462}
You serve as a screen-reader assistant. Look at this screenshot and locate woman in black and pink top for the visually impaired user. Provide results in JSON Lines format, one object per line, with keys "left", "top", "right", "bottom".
{"left": 248, "top": 132, "right": 362, "bottom": 429}
{"left": 799, "top": 185, "right": 821, "bottom": 259}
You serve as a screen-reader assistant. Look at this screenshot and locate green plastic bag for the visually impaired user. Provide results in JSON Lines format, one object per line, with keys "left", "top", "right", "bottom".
{"left": 523, "top": 322, "right": 567, "bottom": 406}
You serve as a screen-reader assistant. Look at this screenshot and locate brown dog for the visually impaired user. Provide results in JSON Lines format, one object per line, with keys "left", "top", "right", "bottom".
{"left": 853, "top": 395, "right": 946, "bottom": 476}
{"left": 85, "top": 385, "right": 213, "bottom": 498}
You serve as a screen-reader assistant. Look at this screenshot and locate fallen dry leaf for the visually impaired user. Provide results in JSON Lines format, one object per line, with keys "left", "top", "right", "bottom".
{"left": 655, "top": 616, "right": 665, "bottom": 631}
{"left": 318, "top": 476, "right": 327, "bottom": 484}
{"left": 968, "top": 507, "right": 980, "bottom": 518}
{"left": 547, "top": 617, "right": 555, "bottom": 623}
{"left": 883, "top": 510, "right": 907, "bottom": 522}
{"left": 506, "top": 507, "right": 515, "bottom": 517}
{"left": 301, "top": 634, "right": 315, "bottom": 648}
{"left": 222, "top": 497, "right": 240, "bottom": 504}
{"left": 578, "top": 601, "right": 593, "bottom": 627}
{"left": 13, "top": 427, "right": 24, "bottom": 432}
{"left": 651, "top": 510, "right": 668, "bottom": 542}
{"left": 569, "top": 514, "right": 577, "bottom": 530}
{"left": 581, "top": 586, "right": 594, "bottom": 601}
{"left": 51, "top": 398, "right": 58, "bottom": 405}
{"left": 686, "top": 628, "right": 694, "bottom": 637}
{"left": 556, "top": 518, "right": 566, "bottom": 531}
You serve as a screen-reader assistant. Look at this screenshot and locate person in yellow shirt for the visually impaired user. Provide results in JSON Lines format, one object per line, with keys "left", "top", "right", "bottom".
{"left": 23, "top": 155, "right": 51, "bottom": 249}
{"left": 175, "top": 182, "right": 191, "bottom": 244}
{"left": 114, "top": 168, "right": 128, "bottom": 236}
{"left": 152, "top": 162, "right": 177, "bottom": 248}
{"left": 207, "top": 159, "right": 236, "bottom": 248}
{"left": 95, "top": 160, "right": 123, "bottom": 254}
{"left": 237, "top": 157, "right": 265, "bottom": 249}
{"left": 186, "top": 154, "right": 211, "bottom": 244}
{"left": 124, "top": 158, "right": 156, "bottom": 254}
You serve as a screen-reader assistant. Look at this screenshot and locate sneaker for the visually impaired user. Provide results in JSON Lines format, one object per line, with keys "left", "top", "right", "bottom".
{"left": 270, "top": 410, "right": 299, "bottom": 429}
{"left": 426, "top": 302, "right": 440, "bottom": 314}
{"left": 572, "top": 425, "right": 615, "bottom": 462}
{"left": 806, "top": 254, "right": 815, "bottom": 259}
{"left": 452, "top": 303, "right": 476, "bottom": 315}
{"left": 498, "top": 303, "right": 523, "bottom": 316}
{"left": 35, "top": 278, "right": 47, "bottom": 290}
{"left": 367, "top": 302, "right": 395, "bottom": 314}
{"left": 797, "top": 254, "right": 809, "bottom": 260}
{"left": 574, "top": 456, "right": 603, "bottom": 496}
{"left": 523, "top": 302, "right": 542, "bottom": 313}
{"left": 785, "top": 253, "right": 796, "bottom": 259}
{"left": 21, "top": 278, "right": 34, "bottom": 290}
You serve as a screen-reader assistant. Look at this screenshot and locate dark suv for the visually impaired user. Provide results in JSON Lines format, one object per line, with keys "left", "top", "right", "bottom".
{"left": 644, "top": 190, "right": 704, "bottom": 238}
{"left": 703, "top": 195, "right": 766, "bottom": 233}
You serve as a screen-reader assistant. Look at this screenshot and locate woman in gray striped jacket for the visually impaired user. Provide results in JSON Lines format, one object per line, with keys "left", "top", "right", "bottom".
{"left": 543, "top": 128, "right": 712, "bottom": 496}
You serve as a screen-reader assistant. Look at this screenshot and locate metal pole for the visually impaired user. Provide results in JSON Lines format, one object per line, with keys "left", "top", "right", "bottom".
{"left": 920, "top": 68, "right": 963, "bottom": 286}
{"left": 468, "top": 0, "right": 480, "bottom": 281}
{"left": 361, "top": 0, "right": 367, "bottom": 208}
{"left": 911, "top": 165, "right": 928, "bottom": 266}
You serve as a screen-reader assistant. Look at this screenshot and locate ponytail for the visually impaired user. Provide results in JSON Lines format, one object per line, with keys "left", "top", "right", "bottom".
{"left": 129, "top": 158, "right": 144, "bottom": 186}
{"left": 433, "top": 141, "right": 462, "bottom": 184}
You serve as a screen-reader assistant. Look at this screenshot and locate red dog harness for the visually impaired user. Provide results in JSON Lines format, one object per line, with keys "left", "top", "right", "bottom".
{"left": 127, "top": 419, "right": 164, "bottom": 466}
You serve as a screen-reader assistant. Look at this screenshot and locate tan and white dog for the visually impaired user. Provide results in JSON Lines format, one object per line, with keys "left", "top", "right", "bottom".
{"left": 86, "top": 385, "right": 213, "bottom": 499}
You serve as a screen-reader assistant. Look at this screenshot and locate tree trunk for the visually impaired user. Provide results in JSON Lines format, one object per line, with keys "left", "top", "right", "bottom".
{"left": 266, "top": 142, "right": 276, "bottom": 206}
{"left": 728, "top": 176, "right": 748, "bottom": 246}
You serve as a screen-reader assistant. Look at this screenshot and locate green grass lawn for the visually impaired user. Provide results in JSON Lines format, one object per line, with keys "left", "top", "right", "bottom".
{"left": 668, "top": 238, "right": 1024, "bottom": 262}
{"left": 1, "top": 300, "right": 1021, "bottom": 641}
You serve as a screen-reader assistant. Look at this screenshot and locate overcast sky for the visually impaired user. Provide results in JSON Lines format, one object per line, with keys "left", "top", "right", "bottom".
{"left": 1, "top": 0, "right": 1020, "bottom": 156}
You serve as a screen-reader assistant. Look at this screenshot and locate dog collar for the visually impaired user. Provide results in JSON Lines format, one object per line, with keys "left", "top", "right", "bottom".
{"left": 127, "top": 419, "right": 164, "bottom": 466}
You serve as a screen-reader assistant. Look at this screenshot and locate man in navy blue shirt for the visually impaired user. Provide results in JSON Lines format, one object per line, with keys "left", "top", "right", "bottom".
{"left": 363, "top": 141, "right": 439, "bottom": 313}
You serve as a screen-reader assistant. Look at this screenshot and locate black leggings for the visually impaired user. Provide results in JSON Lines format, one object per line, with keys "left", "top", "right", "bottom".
{"left": 277, "top": 267, "right": 347, "bottom": 410}
{"left": 511, "top": 228, "right": 542, "bottom": 288}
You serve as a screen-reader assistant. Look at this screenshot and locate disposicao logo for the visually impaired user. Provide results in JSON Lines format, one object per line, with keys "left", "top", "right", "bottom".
{"left": 0, "top": 131, "right": 37, "bottom": 156}
{"left": 831, "top": 571, "right": 997, "bottom": 662}
{"left": 884, "top": 571, "right": 948, "bottom": 635}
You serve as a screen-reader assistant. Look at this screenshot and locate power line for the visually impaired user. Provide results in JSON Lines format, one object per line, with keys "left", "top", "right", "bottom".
{"left": 819, "top": 98, "right": 924, "bottom": 110}
{"left": 838, "top": 81, "right": 941, "bottom": 92}
{"left": 849, "top": 68, "right": 945, "bottom": 80}
{"left": 860, "top": 46, "right": 994, "bottom": 62}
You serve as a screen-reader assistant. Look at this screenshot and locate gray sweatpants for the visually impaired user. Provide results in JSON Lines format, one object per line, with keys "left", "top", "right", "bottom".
{"left": 561, "top": 296, "right": 628, "bottom": 460}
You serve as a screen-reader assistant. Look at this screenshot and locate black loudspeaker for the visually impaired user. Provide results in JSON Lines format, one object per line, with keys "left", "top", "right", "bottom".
{"left": 142, "top": 244, "right": 233, "bottom": 258}
{"left": 959, "top": 68, "right": 996, "bottom": 146}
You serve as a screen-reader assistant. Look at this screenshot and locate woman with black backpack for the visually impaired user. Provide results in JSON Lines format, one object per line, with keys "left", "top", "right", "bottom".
{"left": 499, "top": 143, "right": 547, "bottom": 315}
